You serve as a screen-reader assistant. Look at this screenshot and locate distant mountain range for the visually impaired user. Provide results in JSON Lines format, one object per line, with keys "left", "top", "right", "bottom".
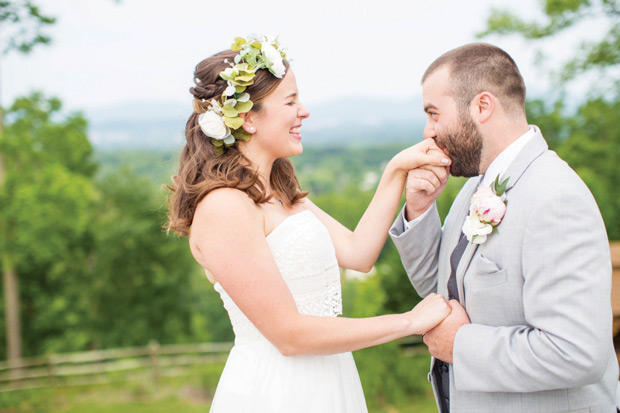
{"left": 85, "top": 97, "right": 428, "bottom": 150}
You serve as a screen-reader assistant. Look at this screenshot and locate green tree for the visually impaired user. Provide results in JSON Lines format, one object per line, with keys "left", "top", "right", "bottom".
{"left": 89, "top": 169, "right": 223, "bottom": 348}
{"left": 554, "top": 98, "right": 620, "bottom": 239}
{"left": 0, "top": 1, "right": 55, "bottom": 55}
{"left": 480, "top": 0, "right": 620, "bottom": 240}
{"left": 479, "top": 0, "right": 620, "bottom": 94}
{"left": 0, "top": 93, "right": 95, "bottom": 359}
{"left": 0, "top": 0, "right": 55, "bottom": 364}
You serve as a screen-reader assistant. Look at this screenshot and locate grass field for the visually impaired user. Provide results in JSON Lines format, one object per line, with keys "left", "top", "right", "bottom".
{"left": 0, "top": 363, "right": 438, "bottom": 412}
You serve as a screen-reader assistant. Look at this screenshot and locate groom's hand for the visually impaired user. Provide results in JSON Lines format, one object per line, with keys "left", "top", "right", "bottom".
{"left": 404, "top": 144, "right": 450, "bottom": 221}
{"left": 423, "top": 300, "right": 470, "bottom": 364}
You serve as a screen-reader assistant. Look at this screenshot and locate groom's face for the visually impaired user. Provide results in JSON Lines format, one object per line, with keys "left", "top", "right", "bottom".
{"left": 437, "top": 110, "right": 483, "bottom": 177}
{"left": 422, "top": 67, "right": 483, "bottom": 177}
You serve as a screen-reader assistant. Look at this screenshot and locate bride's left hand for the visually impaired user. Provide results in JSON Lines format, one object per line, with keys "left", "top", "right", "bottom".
{"left": 422, "top": 300, "right": 471, "bottom": 363}
{"left": 406, "top": 293, "right": 452, "bottom": 335}
{"left": 391, "top": 139, "right": 451, "bottom": 175}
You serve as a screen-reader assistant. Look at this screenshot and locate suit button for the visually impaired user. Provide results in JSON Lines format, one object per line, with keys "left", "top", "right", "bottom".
{"left": 441, "top": 364, "right": 449, "bottom": 373}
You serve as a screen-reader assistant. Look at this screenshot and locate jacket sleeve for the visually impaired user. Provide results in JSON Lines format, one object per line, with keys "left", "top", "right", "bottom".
{"left": 389, "top": 203, "right": 442, "bottom": 297}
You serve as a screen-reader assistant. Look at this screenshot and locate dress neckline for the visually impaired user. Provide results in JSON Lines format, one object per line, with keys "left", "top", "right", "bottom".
{"left": 266, "top": 209, "right": 312, "bottom": 240}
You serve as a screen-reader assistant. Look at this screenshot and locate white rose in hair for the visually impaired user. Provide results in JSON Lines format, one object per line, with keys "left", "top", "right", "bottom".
{"left": 199, "top": 111, "right": 230, "bottom": 140}
{"left": 261, "top": 42, "right": 286, "bottom": 78}
{"left": 270, "top": 59, "right": 286, "bottom": 78}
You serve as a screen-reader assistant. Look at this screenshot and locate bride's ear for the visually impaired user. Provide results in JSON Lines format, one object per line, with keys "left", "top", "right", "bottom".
{"left": 241, "top": 113, "right": 256, "bottom": 134}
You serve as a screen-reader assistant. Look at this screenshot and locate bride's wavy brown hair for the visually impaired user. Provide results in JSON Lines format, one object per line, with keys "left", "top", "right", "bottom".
{"left": 167, "top": 50, "right": 308, "bottom": 236}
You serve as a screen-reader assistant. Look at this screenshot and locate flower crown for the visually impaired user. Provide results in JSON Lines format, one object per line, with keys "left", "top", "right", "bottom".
{"left": 197, "top": 34, "right": 288, "bottom": 155}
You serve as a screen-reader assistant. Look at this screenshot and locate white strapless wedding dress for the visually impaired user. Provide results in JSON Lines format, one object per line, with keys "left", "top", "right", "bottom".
{"left": 210, "top": 210, "right": 368, "bottom": 412}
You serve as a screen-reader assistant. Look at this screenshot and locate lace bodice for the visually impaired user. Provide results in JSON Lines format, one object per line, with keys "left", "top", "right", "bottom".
{"left": 214, "top": 210, "right": 342, "bottom": 345}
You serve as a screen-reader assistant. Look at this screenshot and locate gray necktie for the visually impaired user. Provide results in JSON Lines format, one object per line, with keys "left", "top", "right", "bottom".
{"left": 447, "top": 232, "right": 468, "bottom": 302}
{"left": 449, "top": 176, "right": 485, "bottom": 302}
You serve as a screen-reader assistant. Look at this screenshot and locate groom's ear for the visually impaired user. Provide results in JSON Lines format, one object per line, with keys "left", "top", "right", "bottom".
{"left": 471, "top": 91, "right": 495, "bottom": 124}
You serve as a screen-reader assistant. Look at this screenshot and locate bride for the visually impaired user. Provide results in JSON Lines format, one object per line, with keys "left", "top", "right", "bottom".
{"left": 167, "top": 34, "right": 452, "bottom": 412}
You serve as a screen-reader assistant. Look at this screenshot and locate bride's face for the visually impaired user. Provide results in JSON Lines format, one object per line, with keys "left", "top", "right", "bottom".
{"left": 245, "top": 69, "right": 310, "bottom": 160}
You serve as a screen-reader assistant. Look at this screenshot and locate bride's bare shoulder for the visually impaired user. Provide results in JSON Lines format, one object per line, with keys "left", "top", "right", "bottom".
{"left": 190, "top": 189, "right": 263, "bottom": 266}
{"left": 194, "top": 188, "right": 261, "bottom": 225}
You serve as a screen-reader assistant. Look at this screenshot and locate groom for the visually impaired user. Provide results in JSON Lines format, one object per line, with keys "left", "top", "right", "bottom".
{"left": 389, "top": 43, "right": 618, "bottom": 412}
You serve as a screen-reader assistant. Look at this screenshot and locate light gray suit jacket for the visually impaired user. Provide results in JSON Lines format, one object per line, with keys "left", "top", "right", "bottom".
{"left": 389, "top": 129, "right": 618, "bottom": 413}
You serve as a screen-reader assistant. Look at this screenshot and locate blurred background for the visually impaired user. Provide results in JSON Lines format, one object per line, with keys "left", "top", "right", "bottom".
{"left": 0, "top": 0, "right": 618, "bottom": 411}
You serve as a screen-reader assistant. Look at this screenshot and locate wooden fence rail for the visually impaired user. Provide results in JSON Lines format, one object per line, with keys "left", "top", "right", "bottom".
{"left": 0, "top": 335, "right": 427, "bottom": 394}
{"left": 0, "top": 340, "right": 233, "bottom": 393}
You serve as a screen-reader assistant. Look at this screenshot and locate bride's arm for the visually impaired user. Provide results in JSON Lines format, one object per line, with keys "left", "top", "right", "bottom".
{"left": 306, "top": 139, "right": 450, "bottom": 272}
{"left": 190, "top": 188, "right": 451, "bottom": 356}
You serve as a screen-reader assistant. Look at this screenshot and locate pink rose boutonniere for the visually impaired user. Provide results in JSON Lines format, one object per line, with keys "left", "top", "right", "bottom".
{"left": 462, "top": 175, "right": 509, "bottom": 244}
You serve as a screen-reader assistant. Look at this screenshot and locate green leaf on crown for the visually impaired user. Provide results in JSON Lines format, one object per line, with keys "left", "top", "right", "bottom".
{"left": 231, "top": 37, "right": 246, "bottom": 51}
{"left": 232, "top": 75, "right": 254, "bottom": 87}
{"left": 222, "top": 105, "right": 239, "bottom": 117}
{"left": 232, "top": 128, "right": 252, "bottom": 141}
{"left": 224, "top": 116, "right": 244, "bottom": 129}
{"left": 235, "top": 100, "right": 253, "bottom": 113}
{"left": 211, "top": 138, "right": 224, "bottom": 147}
{"left": 236, "top": 63, "right": 252, "bottom": 71}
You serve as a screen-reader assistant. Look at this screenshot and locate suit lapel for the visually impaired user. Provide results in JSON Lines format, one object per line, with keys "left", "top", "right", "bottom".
{"left": 456, "top": 127, "right": 549, "bottom": 306}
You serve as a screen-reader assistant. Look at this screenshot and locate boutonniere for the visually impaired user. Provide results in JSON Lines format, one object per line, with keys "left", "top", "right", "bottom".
{"left": 462, "top": 175, "right": 509, "bottom": 244}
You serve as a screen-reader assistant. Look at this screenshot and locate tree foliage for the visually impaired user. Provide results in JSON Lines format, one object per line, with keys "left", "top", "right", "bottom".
{"left": 0, "top": 93, "right": 96, "bottom": 357}
{"left": 479, "top": 0, "right": 620, "bottom": 93}
{"left": 88, "top": 169, "right": 220, "bottom": 348}
{"left": 554, "top": 98, "right": 620, "bottom": 239}
{"left": 480, "top": 0, "right": 620, "bottom": 239}
{"left": 0, "top": 0, "right": 55, "bottom": 54}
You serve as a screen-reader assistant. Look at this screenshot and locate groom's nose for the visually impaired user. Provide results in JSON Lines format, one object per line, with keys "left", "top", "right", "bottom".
{"left": 423, "top": 120, "right": 437, "bottom": 140}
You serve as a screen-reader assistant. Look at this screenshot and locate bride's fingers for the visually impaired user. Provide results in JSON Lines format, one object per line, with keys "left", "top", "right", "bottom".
{"left": 401, "top": 142, "right": 450, "bottom": 168}
{"left": 408, "top": 294, "right": 452, "bottom": 334}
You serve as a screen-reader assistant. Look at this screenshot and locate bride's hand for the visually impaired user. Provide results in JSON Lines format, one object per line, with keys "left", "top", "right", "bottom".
{"left": 405, "top": 293, "right": 452, "bottom": 335}
{"left": 396, "top": 141, "right": 451, "bottom": 220}
{"left": 391, "top": 139, "right": 451, "bottom": 175}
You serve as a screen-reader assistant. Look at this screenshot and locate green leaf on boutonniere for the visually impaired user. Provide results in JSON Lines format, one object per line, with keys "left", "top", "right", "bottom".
{"left": 492, "top": 175, "right": 510, "bottom": 196}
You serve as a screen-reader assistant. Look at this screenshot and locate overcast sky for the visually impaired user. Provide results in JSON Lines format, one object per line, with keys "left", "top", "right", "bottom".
{"left": 2, "top": 0, "right": 601, "bottom": 116}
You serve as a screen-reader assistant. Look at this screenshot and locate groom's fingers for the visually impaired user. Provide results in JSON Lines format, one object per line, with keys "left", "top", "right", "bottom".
{"left": 407, "top": 169, "right": 442, "bottom": 194}
{"left": 448, "top": 299, "right": 471, "bottom": 323}
{"left": 418, "top": 163, "right": 450, "bottom": 184}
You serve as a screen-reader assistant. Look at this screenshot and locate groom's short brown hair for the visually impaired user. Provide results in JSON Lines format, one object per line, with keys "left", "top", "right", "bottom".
{"left": 422, "top": 43, "right": 526, "bottom": 117}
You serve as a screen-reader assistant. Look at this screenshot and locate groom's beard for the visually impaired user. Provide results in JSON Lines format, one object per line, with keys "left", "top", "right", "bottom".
{"left": 436, "top": 112, "right": 483, "bottom": 177}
